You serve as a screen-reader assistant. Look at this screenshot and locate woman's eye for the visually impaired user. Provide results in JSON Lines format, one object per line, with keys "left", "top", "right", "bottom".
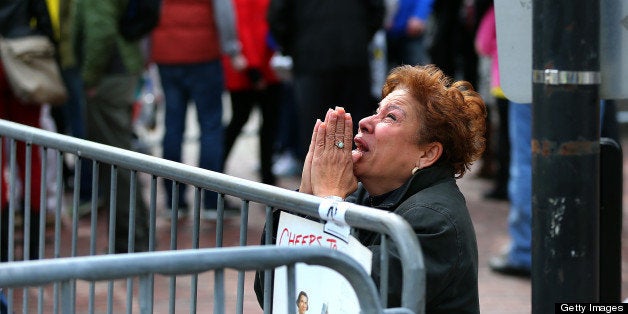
{"left": 386, "top": 113, "right": 397, "bottom": 121}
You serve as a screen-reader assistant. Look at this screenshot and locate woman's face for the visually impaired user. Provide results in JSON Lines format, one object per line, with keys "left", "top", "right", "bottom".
{"left": 297, "top": 295, "right": 308, "bottom": 313}
{"left": 352, "top": 88, "right": 424, "bottom": 195}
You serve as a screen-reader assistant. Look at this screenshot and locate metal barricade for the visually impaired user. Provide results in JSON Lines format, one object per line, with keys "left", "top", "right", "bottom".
{"left": 0, "top": 246, "right": 412, "bottom": 314}
{"left": 0, "top": 119, "right": 424, "bottom": 313}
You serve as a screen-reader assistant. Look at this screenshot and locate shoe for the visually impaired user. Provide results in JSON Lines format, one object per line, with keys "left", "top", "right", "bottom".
{"left": 201, "top": 205, "right": 239, "bottom": 221}
{"left": 488, "top": 253, "right": 531, "bottom": 277}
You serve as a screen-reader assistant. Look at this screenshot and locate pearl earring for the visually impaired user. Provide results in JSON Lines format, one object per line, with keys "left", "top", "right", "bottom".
{"left": 412, "top": 167, "right": 420, "bottom": 175}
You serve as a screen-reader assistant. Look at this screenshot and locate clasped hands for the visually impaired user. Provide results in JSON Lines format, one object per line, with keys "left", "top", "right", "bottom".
{"left": 299, "top": 107, "right": 358, "bottom": 199}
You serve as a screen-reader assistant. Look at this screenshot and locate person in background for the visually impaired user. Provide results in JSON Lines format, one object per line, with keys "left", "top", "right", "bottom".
{"left": 384, "top": 0, "right": 434, "bottom": 69}
{"left": 429, "top": 0, "right": 492, "bottom": 178}
{"left": 222, "top": 0, "right": 281, "bottom": 186}
{"left": 0, "top": 0, "right": 53, "bottom": 261}
{"left": 73, "top": 0, "right": 149, "bottom": 253}
{"left": 150, "top": 0, "right": 242, "bottom": 220}
{"left": 267, "top": 0, "right": 385, "bottom": 163}
{"left": 474, "top": 2, "right": 509, "bottom": 200}
{"left": 256, "top": 64, "right": 484, "bottom": 313}
{"left": 46, "top": 0, "right": 88, "bottom": 192}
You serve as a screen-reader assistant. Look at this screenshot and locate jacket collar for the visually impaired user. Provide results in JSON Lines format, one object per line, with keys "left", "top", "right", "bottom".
{"left": 367, "top": 165, "right": 455, "bottom": 210}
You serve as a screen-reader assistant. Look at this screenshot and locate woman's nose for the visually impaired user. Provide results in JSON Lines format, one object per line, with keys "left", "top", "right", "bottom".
{"left": 358, "top": 115, "right": 373, "bottom": 133}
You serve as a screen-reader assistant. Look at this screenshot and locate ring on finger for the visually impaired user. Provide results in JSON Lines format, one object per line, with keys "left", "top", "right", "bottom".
{"left": 335, "top": 141, "right": 344, "bottom": 149}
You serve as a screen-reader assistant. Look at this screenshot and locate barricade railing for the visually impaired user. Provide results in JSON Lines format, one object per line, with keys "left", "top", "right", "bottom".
{"left": 0, "top": 119, "right": 424, "bottom": 313}
{"left": 0, "top": 246, "right": 415, "bottom": 314}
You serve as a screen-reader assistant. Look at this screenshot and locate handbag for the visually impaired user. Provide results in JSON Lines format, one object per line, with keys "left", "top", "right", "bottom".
{"left": 0, "top": 35, "right": 68, "bottom": 105}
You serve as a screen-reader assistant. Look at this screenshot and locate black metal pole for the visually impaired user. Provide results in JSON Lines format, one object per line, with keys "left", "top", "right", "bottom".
{"left": 531, "top": 1, "right": 600, "bottom": 312}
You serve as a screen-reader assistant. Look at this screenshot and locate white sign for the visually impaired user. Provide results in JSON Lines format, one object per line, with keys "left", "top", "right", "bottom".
{"left": 273, "top": 212, "right": 372, "bottom": 314}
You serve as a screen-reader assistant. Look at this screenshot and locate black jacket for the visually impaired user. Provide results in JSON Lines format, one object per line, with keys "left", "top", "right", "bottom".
{"left": 254, "top": 165, "right": 479, "bottom": 313}
{"left": 267, "top": 0, "right": 384, "bottom": 74}
{"left": 349, "top": 165, "right": 479, "bottom": 313}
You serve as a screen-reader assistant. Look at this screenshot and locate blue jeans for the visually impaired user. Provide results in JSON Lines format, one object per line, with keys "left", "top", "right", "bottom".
{"left": 507, "top": 101, "right": 532, "bottom": 268}
{"left": 158, "top": 61, "right": 224, "bottom": 209}
{"left": 60, "top": 67, "right": 93, "bottom": 201}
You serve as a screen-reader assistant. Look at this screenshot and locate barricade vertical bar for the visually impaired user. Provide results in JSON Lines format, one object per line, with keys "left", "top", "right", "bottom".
{"left": 7, "top": 139, "right": 17, "bottom": 314}
{"left": 263, "top": 205, "right": 273, "bottom": 314}
{"left": 236, "top": 200, "right": 249, "bottom": 314}
{"left": 215, "top": 268, "right": 226, "bottom": 314}
{"left": 24, "top": 143, "right": 31, "bottom": 258}
{"left": 126, "top": 171, "right": 139, "bottom": 313}
{"left": 380, "top": 234, "right": 389, "bottom": 307}
{"left": 191, "top": 187, "right": 201, "bottom": 313}
{"left": 149, "top": 176, "right": 158, "bottom": 252}
{"left": 70, "top": 157, "right": 81, "bottom": 256}
{"left": 8, "top": 139, "right": 16, "bottom": 263}
{"left": 90, "top": 160, "right": 100, "bottom": 254}
{"left": 215, "top": 193, "right": 226, "bottom": 314}
{"left": 192, "top": 187, "right": 201, "bottom": 250}
{"left": 61, "top": 281, "right": 74, "bottom": 314}
{"left": 108, "top": 165, "right": 118, "bottom": 255}
{"left": 168, "top": 181, "right": 180, "bottom": 314}
{"left": 287, "top": 265, "right": 296, "bottom": 314}
{"left": 37, "top": 147, "right": 47, "bottom": 314}
{"left": 70, "top": 156, "right": 79, "bottom": 257}
{"left": 72, "top": 155, "right": 82, "bottom": 240}
{"left": 147, "top": 175, "right": 158, "bottom": 314}
{"left": 53, "top": 150, "right": 64, "bottom": 314}
{"left": 129, "top": 170, "right": 138, "bottom": 253}
{"left": 139, "top": 274, "right": 152, "bottom": 314}
{"left": 107, "top": 165, "right": 118, "bottom": 313}
{"left": 216, "top": 193, "right": 225, "bottom": 247}
{"left": 169, "top": 181, "right": 179, "bottom": 223}
{"left": 88, "top": 160, "right": 99, "bottom": 314}
{"left": 67, "top": 157, "right": 78, "bottom": 313}
{"left": 23, "top": 143, "right": 32, "bottom": 311}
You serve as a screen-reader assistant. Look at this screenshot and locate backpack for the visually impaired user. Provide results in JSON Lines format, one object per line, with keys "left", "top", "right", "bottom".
{"left": 118, "top": 0, "right": 162, "bottom": 41}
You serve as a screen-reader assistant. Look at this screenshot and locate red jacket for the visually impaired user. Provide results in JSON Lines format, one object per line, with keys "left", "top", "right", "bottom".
{"left": 221, "top": 0, "right": 278, "bottom": 91}
{"left": 150, "top": 0, "right": 221, "bottom": 64}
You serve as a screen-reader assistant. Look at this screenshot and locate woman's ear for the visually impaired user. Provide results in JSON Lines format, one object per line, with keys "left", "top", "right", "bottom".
{"left": 416, "top": 142, "right": 443, "bottom": 169}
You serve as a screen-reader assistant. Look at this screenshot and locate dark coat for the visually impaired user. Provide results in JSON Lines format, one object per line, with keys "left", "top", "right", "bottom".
{"left": 349, "top": 165, "right": 479, "bottom": 313}
{"left": 267, "top": 0, "right": 384, "bottom": 74}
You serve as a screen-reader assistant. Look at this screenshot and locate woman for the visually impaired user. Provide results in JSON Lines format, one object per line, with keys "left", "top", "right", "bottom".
{"left": 257, "top": 64, "right": 485, "bottom": 313}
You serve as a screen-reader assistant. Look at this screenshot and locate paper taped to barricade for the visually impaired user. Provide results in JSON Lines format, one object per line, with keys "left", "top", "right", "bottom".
{"left": 273, "top": 211, "right": 372, "bottom": 314}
